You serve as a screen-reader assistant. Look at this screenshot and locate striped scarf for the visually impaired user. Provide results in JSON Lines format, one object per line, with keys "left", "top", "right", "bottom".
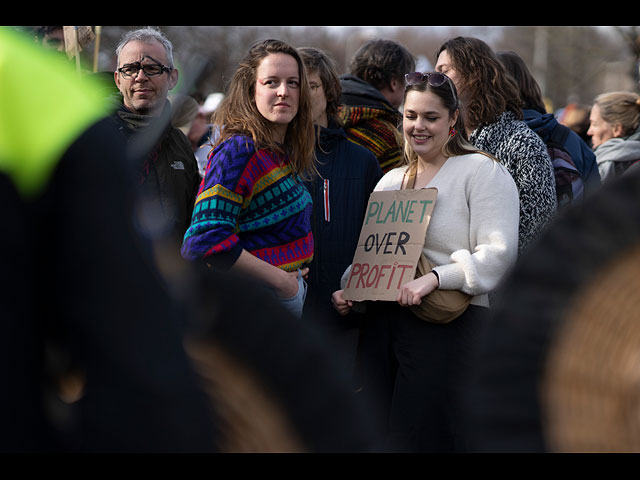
{"left": 338, "top": 104, "right": 403, "bottom": 173}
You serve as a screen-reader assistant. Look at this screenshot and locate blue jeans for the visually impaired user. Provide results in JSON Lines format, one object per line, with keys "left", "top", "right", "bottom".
{"left": 269, "top": 270, "right": 307, "bottom": 319}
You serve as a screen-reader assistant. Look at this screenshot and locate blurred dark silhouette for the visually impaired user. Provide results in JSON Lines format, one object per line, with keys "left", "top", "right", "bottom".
{"left": 465, "top": 165, "right": 640, "bottom": 453}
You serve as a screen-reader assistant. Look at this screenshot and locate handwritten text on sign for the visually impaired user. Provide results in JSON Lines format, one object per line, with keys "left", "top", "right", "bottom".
{"left": 343, "top": 188, "right": 437, "bottom": 302}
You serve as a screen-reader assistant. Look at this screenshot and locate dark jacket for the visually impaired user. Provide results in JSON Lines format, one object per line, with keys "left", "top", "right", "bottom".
{"left": 524, "top": 108, "right": 601, "bottom": 193}
{"left": 338, "top": 74, "right": 403, "bottom": 173}
{"left": 112, "top": 98, "right": 201, "bottom": 243}
{"left": 303, "top": 123, "right": 383, "bottom": 328}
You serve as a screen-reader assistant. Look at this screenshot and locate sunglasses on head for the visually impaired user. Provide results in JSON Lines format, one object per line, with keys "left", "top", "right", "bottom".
{"left": 405, "top": 71, "right": 449, "bottom": 86}
{"left": 405, "top": 71, "right": 458, "bottom": 106}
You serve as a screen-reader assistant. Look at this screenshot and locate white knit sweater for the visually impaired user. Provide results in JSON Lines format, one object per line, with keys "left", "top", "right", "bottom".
{"left": 374, "top": 153, "right": 519, "bottom": 307}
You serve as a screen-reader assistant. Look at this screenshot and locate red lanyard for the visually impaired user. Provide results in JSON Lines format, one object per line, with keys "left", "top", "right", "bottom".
{"left": 323, "top": 178, "right": 330, "bottom": 222}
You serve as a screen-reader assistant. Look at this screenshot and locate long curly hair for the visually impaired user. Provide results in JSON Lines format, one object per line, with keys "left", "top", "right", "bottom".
{"left": 212, "top": 39, "right": 316, "bottom": 179}
{"left": 436, "top": 37, "right": 523, "bottom": 131}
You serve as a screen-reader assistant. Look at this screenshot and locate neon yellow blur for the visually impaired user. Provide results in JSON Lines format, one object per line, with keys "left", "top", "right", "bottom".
{"left": 0, "top": 27, "right": 111, "bottom": 198}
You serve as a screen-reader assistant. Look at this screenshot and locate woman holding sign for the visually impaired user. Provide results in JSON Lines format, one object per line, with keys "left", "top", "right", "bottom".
{"left": 332, "top": 71, "right": 519, "bottom": 452}
{"left": 181, "top": 39, "right": 315, "bottom": 319}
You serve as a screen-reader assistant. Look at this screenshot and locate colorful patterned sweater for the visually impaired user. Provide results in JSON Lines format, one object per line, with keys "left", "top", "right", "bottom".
{"left": 181, "top": 135, "right": 314, "bottom": 272}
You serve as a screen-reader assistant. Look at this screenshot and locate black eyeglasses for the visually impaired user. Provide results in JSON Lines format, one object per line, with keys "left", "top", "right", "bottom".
{"left": 405, "top": 71, "right": 458, "bottom": 106}
{"left": 117, "top": 62, "right": 172, "bottom": 78}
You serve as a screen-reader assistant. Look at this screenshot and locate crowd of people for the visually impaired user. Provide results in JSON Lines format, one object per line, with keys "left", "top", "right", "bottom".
{"left": 3, "top": 25, "right": 640, "bottom": 453}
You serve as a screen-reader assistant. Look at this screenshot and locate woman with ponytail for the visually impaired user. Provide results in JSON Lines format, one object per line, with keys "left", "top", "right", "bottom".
{"left": 588, "top": 91, "right": 640, "bottom": 182}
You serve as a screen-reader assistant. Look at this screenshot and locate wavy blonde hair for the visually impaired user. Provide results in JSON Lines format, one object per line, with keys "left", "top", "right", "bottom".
{"left": 212, "top": 39, "right": 316, "bottom": 179}
{"left": 402, "top": 76, "right": 497, "bottom": 177}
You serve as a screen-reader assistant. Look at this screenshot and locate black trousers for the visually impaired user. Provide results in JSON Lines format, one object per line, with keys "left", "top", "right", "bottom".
{"left": 357, "top": 301, "right": 488, "bottom": 452}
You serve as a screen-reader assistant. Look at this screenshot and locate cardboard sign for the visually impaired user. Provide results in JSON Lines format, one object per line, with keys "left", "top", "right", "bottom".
{"left": 343, "top": 188, "right": 437, "bottom": 302}
{"left": 63, "top": 26, "right": 95, "bottom": 60}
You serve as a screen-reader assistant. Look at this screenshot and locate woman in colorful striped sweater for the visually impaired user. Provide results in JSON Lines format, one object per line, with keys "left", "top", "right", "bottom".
{"left": 181, "top": 39, "right": 316, "bottom": 318}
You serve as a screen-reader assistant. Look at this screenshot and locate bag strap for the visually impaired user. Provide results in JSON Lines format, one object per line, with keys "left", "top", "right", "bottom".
{"left": 403, "top": 164, "right": 418, "bottom": 190}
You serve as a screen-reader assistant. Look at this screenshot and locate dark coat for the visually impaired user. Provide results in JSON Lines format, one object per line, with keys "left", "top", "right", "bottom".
{"left": 112, "top": 100, "right": 201, "bottom": 243}
{"left": 303, "top": 123, "right": 383, "bottom": 329}
{"left": 524, "top": 108, "right": 601, "bottom": 193}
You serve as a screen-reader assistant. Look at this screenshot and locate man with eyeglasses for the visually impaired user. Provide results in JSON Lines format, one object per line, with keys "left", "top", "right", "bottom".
{"left": 112, "top": 27, "right": 200, "bottom": 250}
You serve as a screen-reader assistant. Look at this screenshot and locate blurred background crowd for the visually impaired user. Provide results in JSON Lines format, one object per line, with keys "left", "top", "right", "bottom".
{"left": 31, "top": 25, "right": 640, "bottom": 148}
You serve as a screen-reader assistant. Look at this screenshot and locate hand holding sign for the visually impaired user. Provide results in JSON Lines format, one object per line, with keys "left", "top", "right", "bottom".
{"left": 396, "top": 270, "right": 439, "bottom": 306}
{"left": 342, "top": 188, "right": 437, "bottom": 302}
